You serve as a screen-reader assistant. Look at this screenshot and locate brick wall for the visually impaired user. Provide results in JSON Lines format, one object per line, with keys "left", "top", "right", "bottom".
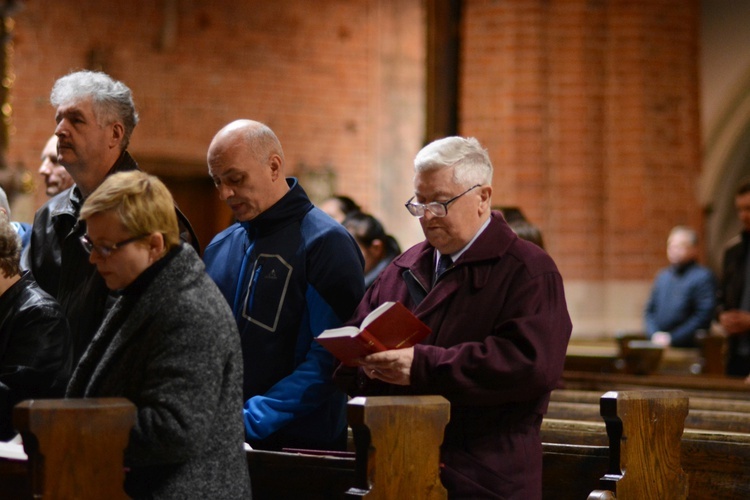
{"left": 461, "top": 0, "right": 702, "bottom": 283}
{"left": 5, "top": 0, "right": 703, "bottom": 334}
{"left": 8, "top": 0, "right": 423, "bottom": 244}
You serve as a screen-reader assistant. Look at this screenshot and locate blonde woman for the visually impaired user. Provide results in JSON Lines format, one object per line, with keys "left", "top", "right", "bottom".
{"left": 66, "top": 171, "right": 250, "bottom": 499}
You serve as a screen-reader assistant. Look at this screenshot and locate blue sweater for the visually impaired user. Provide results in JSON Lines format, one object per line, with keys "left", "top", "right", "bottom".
{"left": 204, "top": 178, "right": 364, "bottom": 450}
{"left": 644, "top": 261, "right": 717, "bottom": 347}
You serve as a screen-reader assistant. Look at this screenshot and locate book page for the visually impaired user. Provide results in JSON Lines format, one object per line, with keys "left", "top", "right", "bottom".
{"left": 317, "top": 325, "right": 361, "bottom": 339}
{"left": 360, "top": 301, "right": 395, "bottom": 330}
{"left": 0, "top": 434, "right": 27, "bottom": 461}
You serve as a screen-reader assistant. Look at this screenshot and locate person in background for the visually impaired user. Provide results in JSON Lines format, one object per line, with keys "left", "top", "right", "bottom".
{"left": 320, "top": 194, "right": 361, "bottom": 223}
{"left": 203, "top": 119, "right": 365, "bottom": 451}
{"left": 67, "top": 171, "right": 250, "bottom": 498}
{"left": 0, "top": 213, "right": 68, "bottom": 440}
{"left": 497, "top": 205, "right": 545, "bottom": 249}
{"left": 342, "top": 211, "right": 401, "bottom": 288}
{"left": 25, "top": 70, "right": 199, "bottom": 389}
{"left": 507, "top": 218, "right": 545, "bottom": 249}
{"left": 38, "top": 134, "right": 74, "bottom": 197}
{"left": 0, "top": 187, "right": 31, "bottom": 251}
{"left": 645, "top": 225, "right": 716, "bottom": 348}
{"left": 718, "top": 180, "right": 750, "bottom": 376}
{"left": 335, "top": 136, "right": 572, "bottom": 498}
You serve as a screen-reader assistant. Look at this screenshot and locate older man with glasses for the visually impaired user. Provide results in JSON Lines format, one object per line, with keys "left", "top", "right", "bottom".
{"left": 335, "top": 136, "right": 572, "bottom": 499}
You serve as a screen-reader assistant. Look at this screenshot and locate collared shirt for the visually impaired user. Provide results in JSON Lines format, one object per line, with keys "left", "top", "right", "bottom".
{"left": 435, "top": 216, "right": 492, "bottom": 272}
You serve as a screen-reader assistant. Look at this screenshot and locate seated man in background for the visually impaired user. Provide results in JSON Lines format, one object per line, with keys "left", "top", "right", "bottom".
{"left": 0, "top": 213, "right": 69, "bottom": 440}
{"left": 645, "top": 225, "right": 716, "bottom": 348}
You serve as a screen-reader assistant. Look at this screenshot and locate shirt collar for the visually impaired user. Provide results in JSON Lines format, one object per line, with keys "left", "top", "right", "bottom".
{"left": 435, "top": 215, "right": 492, "bottom": 268}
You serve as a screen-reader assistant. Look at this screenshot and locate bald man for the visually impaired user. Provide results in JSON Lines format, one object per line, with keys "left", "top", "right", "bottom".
{"left": 38, "top": 135, "right": 74, "bottom": 197}
{"left": 203, "top": 119, "right": 364, "bottom": 451}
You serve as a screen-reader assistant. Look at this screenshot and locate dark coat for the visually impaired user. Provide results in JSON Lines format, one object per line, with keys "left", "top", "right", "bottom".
{"left": 336, "top": 212, "right": 572, "bottom": 499}
{"left": 718, "top": 232, "right": 750, "bottom": 375}
{"left": 0, "top": 272, "right": 69, "bottom": 439}
{"left": 66, "top": 245, "right": 250, "bottom": 499}
{"left": 25, "top": 151, "right": 200, "bottom": 388}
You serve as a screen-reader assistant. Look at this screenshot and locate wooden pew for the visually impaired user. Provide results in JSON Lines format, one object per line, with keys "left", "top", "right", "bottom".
{"left": 565, "top": 332, "right": 727, "bottom": 376}
{"left": 544, "top": 387, "right": 750, "bottom": 498}
{"left": 0, "top": 392, "right": 694, "bottom": 499}
{"left": 598, "top": 390, "right": 688, "bottom": 497}
{"left": 552, "top": 388, "right": 750, "bottom": 413}
{"left": 562, "top": 370, "right": 750, "bottom": 401}
{"left": 547, "top": 399, "right": 750, "bottom": 433}
{"left": 249, "top": 391, "right": 689, "bottom": 500}
{"left": 542, "top": 418, "right": 750, "bottom": 499}
{"left": 552, "top": 387, "right": 750, "bottom": 433}
{"left": 542, "top": 442, "right": 609, "bottom": 500}
{"left": 0, "top": 398, "right": 136, "bottom": 499}
{"left": 247, "top": 395, "right": 450, "bottom": 499}
{"left": 542, "top": 390, "right": 689, "bottom": 499}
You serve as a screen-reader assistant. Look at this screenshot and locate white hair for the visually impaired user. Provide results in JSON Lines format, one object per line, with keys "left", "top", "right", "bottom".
{"left": 414, "top": 136, "right": 492, "bottom": 187}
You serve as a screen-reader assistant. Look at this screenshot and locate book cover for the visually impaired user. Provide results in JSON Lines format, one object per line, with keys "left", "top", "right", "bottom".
{"left": 316, "top": 301, "right": 431, "bottom": 366}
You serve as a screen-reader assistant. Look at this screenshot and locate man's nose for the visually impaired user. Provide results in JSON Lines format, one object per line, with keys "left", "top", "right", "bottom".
{"left": 39, "top": 160, "right": 52, "bottom": 175}
{"left": 217, "top": 184, "right": 233, "bottom": 201}
{"left": 55, "top": 120, "right": 69, "bottom": 137}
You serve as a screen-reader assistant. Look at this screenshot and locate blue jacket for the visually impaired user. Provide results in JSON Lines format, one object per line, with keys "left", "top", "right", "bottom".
{"left": 644, "top": 261, "right": 717, "bottom": 347}
{"left": 204, "top": 178, "right": 364, "bottom": 450}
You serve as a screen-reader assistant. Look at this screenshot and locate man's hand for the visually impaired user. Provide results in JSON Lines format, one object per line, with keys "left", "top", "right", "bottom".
{"left": 650, "top": 331, "right": 671, "bottom": 347}
{"left": 360, "top": 347, "right": 414, "bottom": 385}
{"left": 719, "top": 310, "right": 750, "bottom": 335}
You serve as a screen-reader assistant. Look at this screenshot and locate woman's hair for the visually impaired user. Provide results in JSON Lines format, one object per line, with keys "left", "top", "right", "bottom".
{"left": 508, "top": 219, "right": 545, "bottom": 249}
{"left": 343, "top": 212, "right": 401, "bottom": 256}
{"left": 326, "top": 195, "right": 361, "bottom": 217}
{"left": 50, "top": 70, "right": 139, "bottom": 150}
{"left": 414, "top": 136, "right": 493, "bottom": 187}
{"left": 0, "top": 212, "right": 21, "bottom": 278}
{"left": 80, "top": 171, "right": 180, "bottom": 250}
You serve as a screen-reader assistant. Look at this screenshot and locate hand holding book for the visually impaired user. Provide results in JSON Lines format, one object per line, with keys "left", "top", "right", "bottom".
{"left": 360, "top": 347, "right": 415, "bottom": 385}
{"left": 315, "top": 301, "right": 431, "bottom": 366}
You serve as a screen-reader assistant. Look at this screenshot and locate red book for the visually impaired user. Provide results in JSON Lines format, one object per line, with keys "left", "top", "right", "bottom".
{"left": 315, "top": 301, "right": 431, "bottom": 366}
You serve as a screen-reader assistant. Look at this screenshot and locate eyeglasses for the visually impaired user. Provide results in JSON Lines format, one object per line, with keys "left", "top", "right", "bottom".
{"left": 404, "top": 184, "right": 481, "bottom": 218}
{"left": 80, "top": 233, "right": 149, "bottom": 258}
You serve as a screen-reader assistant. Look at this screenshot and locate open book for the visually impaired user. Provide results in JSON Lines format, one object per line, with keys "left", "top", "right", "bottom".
{"left": 316, "top": 301, "right": 431, "bottom": 366}
{"left": 0, "top": 434, "right": 27, "bottom": 461}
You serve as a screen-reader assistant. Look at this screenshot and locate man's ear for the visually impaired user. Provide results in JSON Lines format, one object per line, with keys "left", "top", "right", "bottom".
{"left": 110, "top": 122, "right": 125, "bottom": 149}
{"left": 268, "top": 153, "right": 283, "bottom": 181}
{"left": 478, "top": 185, "right": 493, "bottom": 213}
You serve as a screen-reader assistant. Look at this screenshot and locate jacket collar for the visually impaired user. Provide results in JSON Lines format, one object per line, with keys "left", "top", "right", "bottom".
{"left": 49, "top": 151, "right": 139, "bottom": 220}
{"left": 240, "top": 178, "right": 313, "bottom": 237}
{"left": 0, "top": 270, "right": 32, "bottom": 305}
{"left": 393, "top": 211, "right": 515, "bottom": 281}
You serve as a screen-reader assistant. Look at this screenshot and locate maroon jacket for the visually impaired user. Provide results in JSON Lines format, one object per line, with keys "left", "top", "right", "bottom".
{"left": 336, "top": 212, "right": 572, "bottom": 499}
